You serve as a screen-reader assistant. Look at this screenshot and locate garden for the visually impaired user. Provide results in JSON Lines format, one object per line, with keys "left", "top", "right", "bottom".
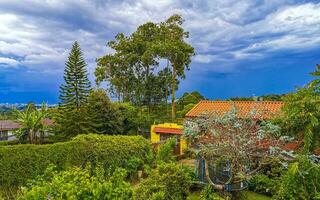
{"left": 0, "top": 14, "right": 319, "bottom": 200}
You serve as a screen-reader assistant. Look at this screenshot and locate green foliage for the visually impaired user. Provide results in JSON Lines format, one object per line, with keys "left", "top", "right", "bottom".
{"left": 281, "top": 86, "right": 320, "bottom": 153}
{"left": 200, "top": 185, "right": 224, "bottom": 200}
{"left": 177, "top": 91, "right": 204, "bottom": 109}
{"left": 228, "top": 94, "right": 284, "bottom": 101}
{"left": 249, "top": 158, "right": 285, "bottom": 196}
{"left": 59, "top": 41, "right": 91, "bottom": 108}
{"left": 18, "top": 166, "right": 132, "bottom": 200}
{"left": 249, "top": 174, "right": 279, "bottom": 196}
{"left": 84, "top": 89, "right": 123, "bottom": 134}
{"left": 96, "top": 15, "right": 195, "bottom": 121}
{"left": 274, "top": 157, "right": 320, "bottom": 200}
{"left": 0, "top": 134, "right": 151, "bottom": 189}
{"left": 281, "top": 64, "right": 320, "bottom": 153}
{"left": 156, "top": 137, "right": 176, "bottom": 164}
{"left": 14, "top": 103, "right": 49, "bottom": 144}
{"left": 177, "top": 103, "right": 195, "bottom": 118}
{"left": 54, "top": 106, "right": 89, "bottom": 138}
{"left": 116, "top": 103, "right": 153, "bottom": 135}
{"left": 176, "top": 91, "right": 204, "bottom": 118}
{"left": 57, "top": 41, "right": 92, "bottom": 138}
{"left": 133, "top": 163, "right": 192, "bottom": 200}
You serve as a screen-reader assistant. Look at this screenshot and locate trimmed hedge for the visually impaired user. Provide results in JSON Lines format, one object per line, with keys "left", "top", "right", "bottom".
{"left": 0, "top": 134, "right": 152, "bottom": 188}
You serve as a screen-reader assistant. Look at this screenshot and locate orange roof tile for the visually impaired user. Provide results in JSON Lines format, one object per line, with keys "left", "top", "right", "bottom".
{"left": 153, "top": 127, "right": 183, "bottom": 135}
{"left": 282, "top": 141, "right": 303, "bottom": 151}
{"left": 185, "top": 100, "right": 284, "bottom": 119}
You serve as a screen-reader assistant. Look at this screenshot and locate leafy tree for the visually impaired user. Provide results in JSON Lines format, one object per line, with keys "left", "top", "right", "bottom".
{"left": 59, "top": 41, "right": 91, "bottom": 109}
{"left": 176, "top": 103, "right": 195, "bottom": 118}
{"left": 274, "top": 156, "right": 320, "bottom": 200}
{"left": 84, "top": 89, "right": 123, "bottom": 134}
{"left": 154, "top": 15, "right": 195, "bottom": 120}
{"left": 184, "top": 107, "right": 283, "bottom": 192}
{"left": 14, "top": 103, "right": 48, "bottom": 144}
{"left": 310, "top": 64, "right": 320, "bottom": 88}
{"left": 116, "top": 103, "right": 153, "bottom": 136}
{"left": 56, "top": 41, "right": 92, "bottom": 138}
{"left": 281, "top": 64, "right": 320, "bottom": 153}
{"left": 96, "top": 23, "right": 159, "bottom": 107}
{"left": 96, "top": 15, "right": 195, "bottom": 122}
{"left": 175, "top": 91, "right": 205, "bottom": 118}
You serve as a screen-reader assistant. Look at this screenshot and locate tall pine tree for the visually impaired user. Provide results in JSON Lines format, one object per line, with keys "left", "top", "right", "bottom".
{"left": 59, "top": 41, "right": 91, "bottom": 109}
{"left": 57, "top": 41, "right": 91, "bottom": 138}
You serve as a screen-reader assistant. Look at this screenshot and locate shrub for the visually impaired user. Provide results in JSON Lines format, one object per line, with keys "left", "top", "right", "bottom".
{"left": 0, "top": 134, "right": 152, "bottom": 189}
{"left": 248, "top": 157, "right": 285, "bottom": 196}
{"left": 18, "top": 166, "right": 132, "bottom": 200}
{"left": 133, "top": 163, "right": 192, "bottom": 200}
{"left": 274, "top": 157, "right": 320, "bottom": 200}
{"left": 248, "top": 174, "right": 279, "bottom": 196}
{"left": 200, "top": 185, "right": 224, "bottom": 200}
{"left": 156, "top": 137, "right": 176, "bottom": 164}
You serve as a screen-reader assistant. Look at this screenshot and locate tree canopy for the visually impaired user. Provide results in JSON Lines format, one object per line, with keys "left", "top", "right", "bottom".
{"left": 95, "top": 15, "right": 194, "bottom": 121}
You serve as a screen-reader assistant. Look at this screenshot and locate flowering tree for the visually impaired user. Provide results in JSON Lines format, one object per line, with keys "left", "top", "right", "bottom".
{"left": 184, "top": 107, "right": 284, "bottom": 190}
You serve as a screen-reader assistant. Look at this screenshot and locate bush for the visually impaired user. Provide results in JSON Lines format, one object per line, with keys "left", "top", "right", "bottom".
{"left": 200, "top": 185, "right": 224, "bottom": 200}
{"left": 248, "top": 158, "right": 285, "bottom": 196}
{"left": 156, "top": 137, "right": 176, "bottom": 164}
{"left": 274, "top": 157, "right": 320, "bottom": 200}
{"left": 248, "top": 174, "right": 279, "bottom": 196}
{"left": 133, "top": 163, "right": 192, "bottom": 200}
{"left": 18, "top": 165, "right": 132, "bottom": 200}
{"left": 0, "top": 134, "right": 152, "bottom": 189}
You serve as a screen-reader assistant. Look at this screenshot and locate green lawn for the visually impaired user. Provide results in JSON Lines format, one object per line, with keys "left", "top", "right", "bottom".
{"left": 245, "top": 191, "right": 272, "bottom": 200}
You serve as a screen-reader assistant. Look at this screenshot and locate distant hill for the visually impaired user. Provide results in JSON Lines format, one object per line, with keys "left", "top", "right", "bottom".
{"left": 0, "top": 103, "right": 57, "bottom": 112}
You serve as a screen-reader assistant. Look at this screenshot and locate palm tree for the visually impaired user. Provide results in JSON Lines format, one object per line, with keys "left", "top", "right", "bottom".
{"left": 15, "top": 103, "right": 48, "bottom": 144}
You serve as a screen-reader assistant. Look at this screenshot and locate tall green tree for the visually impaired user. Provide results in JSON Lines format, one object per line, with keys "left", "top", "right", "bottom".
{"left": 57, "top": 41, "right": 92, "bottom": 137}
{"left": 96, "top": 15, "right": 195, "bottom": 121}
{"left": 84, "top": 89, "right": 123, "bottom": 134}
{"left": 154, "top": 15, "right": 195, "bottom": 121}
{"left": 60, "top": 41, "right": 91, "bottom": 109}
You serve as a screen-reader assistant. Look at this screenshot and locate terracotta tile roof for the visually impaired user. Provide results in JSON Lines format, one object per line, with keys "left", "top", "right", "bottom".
{"left": 185, "top": 100, "right": 284, "bottom": 119}
{"left": 0, "top": 119, "right": 53, "bottom": 131}
{"left": 153, "top": 127, "right": 183, "bottom": 135}
{"left": 282, "top": 141, "right": 303, "bottom": 151}
{"left": 0, "top": 120, "right": 21, "bottom": 130}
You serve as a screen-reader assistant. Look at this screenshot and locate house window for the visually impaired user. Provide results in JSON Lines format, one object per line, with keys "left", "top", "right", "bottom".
{"left": 0, "top": 131, "right": 8, "bottom": 141}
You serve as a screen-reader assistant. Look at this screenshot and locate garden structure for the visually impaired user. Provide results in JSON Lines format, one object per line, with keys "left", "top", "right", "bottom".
{"left": 151, "top": 123, "right": 187, "bottom": 155}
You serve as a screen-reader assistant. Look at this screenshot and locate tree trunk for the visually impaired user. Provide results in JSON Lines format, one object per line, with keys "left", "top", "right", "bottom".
{"left": 165, "top": 60, "right": 169, "bottom": 117}
{"left": 171, "top": 64, "right": 176, "bottom": 121}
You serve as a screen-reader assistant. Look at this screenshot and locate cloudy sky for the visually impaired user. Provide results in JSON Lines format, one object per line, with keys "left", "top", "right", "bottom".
{"left": 0, "top": 0, "right": 319, "bottom": 103}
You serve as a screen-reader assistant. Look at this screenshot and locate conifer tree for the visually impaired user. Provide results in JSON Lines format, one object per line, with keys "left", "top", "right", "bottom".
{"left": 59, "top": 41, "right": 91, "bottom": 109}
{"left": 57, "top": 41, "right": 91, "bottom": 137}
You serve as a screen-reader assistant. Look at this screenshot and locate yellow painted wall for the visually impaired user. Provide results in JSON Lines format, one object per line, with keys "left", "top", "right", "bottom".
{"left": 150, "top": 123, "right": 187, "bottom": 155}
{"left": 150, "top": 124, "right": 160, "bottom": 143}
{"left": 180, "top": 138, "right": 187, "bottom": 154}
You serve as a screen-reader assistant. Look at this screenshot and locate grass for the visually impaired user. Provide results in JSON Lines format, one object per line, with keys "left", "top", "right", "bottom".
{"left": 245, "top": 191, "right": 272, "bottom": 200}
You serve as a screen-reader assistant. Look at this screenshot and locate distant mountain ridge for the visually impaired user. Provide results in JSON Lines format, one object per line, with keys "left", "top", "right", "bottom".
{"left": 0, "top": 103, "right": 57, "bottom": 112}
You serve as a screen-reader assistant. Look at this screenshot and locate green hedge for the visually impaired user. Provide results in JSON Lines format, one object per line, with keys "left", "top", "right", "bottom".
{"left": 0, "top": 134, "right": 152, "bottom": 188}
